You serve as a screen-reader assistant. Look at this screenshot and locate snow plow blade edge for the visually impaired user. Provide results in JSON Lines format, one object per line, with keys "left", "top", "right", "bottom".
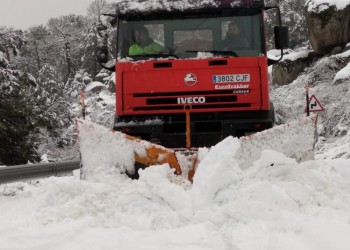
{"left": 77, "top": 115, "right": 317, "bottom": 181}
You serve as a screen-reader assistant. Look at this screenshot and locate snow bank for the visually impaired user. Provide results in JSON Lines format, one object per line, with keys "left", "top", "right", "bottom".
{"left": 191, "top": 136, "right": 242, "bottom": 208}
{"left": 1, "top": 144, "right": 350, "bottom": 249}
{"left": 78, "top": 114, "right": 316, "bottom": 183}
{"left": 236, "top": 115, "right": 317, "bottom": 169}
{"left": 8, "top": 114, "right": 342, "bottom": 249}
{"left": 77, "top": 119, "right": 148, "bottom": 181}
{"left": 77, "top": 119, "right": 184, "bottom": 182}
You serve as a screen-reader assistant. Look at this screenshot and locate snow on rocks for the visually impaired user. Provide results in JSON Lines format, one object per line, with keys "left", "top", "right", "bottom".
{"left": 333, "top": 61, "right": 350, "bottom": 84}
{"left": 85, "top": 81, "right": 107, "bottom": 93}
{"left": 306, "top": 0, "right": 350, "bottom": 12}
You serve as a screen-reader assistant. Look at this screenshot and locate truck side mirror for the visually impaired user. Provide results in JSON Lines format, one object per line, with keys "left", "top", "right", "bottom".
{"left": 274, "top": 26, "right": 289, "bottom": 49}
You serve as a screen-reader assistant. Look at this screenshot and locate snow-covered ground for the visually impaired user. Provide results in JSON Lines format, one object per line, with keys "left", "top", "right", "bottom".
{"left": 1, "top": 134, "right": 350, "bottom": 249}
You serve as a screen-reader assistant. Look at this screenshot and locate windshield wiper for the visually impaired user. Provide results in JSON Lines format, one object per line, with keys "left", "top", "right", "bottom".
{"left": 186, "top": 50, "right": 238, "bottom": 57}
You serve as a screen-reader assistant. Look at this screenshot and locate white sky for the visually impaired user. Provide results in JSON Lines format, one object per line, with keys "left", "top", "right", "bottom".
{"left": 0, "top": 0, "right": 112, "bottom": 30}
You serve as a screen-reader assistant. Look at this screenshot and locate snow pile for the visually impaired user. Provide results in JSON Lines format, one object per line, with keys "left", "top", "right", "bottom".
{"left": 77, "top": 119, "right": 149, "bottom": 180}
{"left": 1, "top": 135, "right": 350, "bottom": 249}
{"left": 78, "top": 113, "right": 317, "bottom": 183}
{"left": 236, "top": 115, "right": 317, "bottom": 169}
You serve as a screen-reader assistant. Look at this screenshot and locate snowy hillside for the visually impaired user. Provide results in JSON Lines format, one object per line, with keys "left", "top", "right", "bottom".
{"left": 271, "top": 44, "right": 350, "bottom": 160}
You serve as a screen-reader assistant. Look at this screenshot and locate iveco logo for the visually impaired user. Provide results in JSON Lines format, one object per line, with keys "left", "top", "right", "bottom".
{"left": 184, "top": 73, "right": 198, "bottom": 86}
{"left": 177, "top": 97, "right": 206, "bottom": 104}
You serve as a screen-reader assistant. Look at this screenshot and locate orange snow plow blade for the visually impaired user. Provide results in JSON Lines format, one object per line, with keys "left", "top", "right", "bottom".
{"left": 77, "top": 115, "right": 317, "bottom": 181}
{"left": 76, "top": 119, "right": 185, "bottom": 180}
{"left": 123, "top": 134, "right": 182, "bottom": 175}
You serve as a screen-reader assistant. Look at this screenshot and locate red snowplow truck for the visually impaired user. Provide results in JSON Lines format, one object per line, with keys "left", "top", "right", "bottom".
{"left": 100, "top": 0, "right": 288, "bottom": 148}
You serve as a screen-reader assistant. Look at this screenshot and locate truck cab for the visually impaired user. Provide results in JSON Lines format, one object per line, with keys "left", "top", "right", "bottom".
{"left": 107, "top": 0, "right": 287, "bottom": 148}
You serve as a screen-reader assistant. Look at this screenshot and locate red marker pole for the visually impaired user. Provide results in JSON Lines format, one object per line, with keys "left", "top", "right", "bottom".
{"left": 80, "top": 89, "right": 86, "bottom": 120}
{"left": 305, "top": 83, "right": 310, "bottom": 116}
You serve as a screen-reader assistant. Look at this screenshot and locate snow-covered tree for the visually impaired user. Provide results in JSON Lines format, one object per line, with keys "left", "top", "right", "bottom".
{"left": 46, "top": 15, "right": 86, "bottom": 82}
{"left": 0, "top": 26, "right": 25, "bottom": 61}
{"left": 82, "top": 0, "right": 115, "bottom": 80}
{"left": 0, "top": 31, "right": 40, "bottom": 164}
{"left": 34, "top": 64, "right": 72, "bottom": 132}
{"left": 265, "top": 0, "right": 308, "bottom": 49}
{"left": 17, "top": 25, "right": 51, "bottom": 78}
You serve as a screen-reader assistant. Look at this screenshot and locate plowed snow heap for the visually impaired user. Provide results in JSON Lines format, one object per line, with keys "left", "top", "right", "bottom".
{"left": 77, "top": 0, "right": 317, "bottom": 180}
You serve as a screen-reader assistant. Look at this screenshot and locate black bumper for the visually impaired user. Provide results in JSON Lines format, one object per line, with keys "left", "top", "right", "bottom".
{"left": 114, "top": 110, "right": 274, "bottom": 148}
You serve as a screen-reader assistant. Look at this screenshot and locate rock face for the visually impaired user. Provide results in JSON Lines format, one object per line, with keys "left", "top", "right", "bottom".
{"left": 272, "top": 51, "right": 319, "bottom": 86}
{"left": 304, "top": 2, "right": 350, "bottom": 55}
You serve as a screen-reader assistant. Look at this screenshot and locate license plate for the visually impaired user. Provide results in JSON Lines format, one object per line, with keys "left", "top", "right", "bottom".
{"left": 212, "top": 74, "right": 250, "bottom": 83}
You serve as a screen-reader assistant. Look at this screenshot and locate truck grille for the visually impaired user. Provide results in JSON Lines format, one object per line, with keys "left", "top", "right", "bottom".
{"left": 133, "top": 90, "right": 250, "bottom": 111}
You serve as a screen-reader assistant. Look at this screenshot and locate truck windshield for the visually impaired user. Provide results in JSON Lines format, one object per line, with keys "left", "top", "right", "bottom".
{"left": 117, "top": 12, "right": 264, "bottom": 60}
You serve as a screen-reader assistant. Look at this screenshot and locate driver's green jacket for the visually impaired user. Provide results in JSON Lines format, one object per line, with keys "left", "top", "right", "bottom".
{"left": 129, "top": 42, "right": 162, "bottom": 56}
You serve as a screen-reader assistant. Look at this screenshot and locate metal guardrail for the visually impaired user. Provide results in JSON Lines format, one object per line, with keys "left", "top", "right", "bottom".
{"left": 0, "top": 160, "right": 80, "bottom": 184}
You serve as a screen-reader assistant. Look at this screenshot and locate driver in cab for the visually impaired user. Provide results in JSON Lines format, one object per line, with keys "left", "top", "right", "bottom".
{"left": 222, "top": 21, "right": 249, "bottom": 50}
{"left": 129, "top": 26, "right": 163, "bottom": 56}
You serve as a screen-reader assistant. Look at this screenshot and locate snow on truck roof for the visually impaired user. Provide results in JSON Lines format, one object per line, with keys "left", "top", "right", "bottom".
{"left": 113, "top": 0, "right": 265, "bottom": 15}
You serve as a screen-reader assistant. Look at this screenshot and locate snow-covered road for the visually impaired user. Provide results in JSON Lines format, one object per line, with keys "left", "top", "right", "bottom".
{"left": 1, "top": 134, "right": 350, "bottom": 250}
